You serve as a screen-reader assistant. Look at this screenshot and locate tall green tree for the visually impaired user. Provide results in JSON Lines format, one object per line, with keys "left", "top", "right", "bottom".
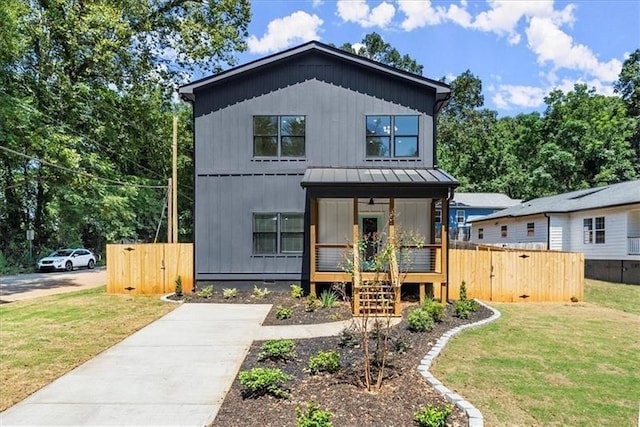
{"left": 614, "top": 48, "right": 640, "bottom": 169}
{"left": 0, "top": 0, "right": 250, "bottom": 268}
{"left": 340, "top": 32, "right": 423, "bottom": 75}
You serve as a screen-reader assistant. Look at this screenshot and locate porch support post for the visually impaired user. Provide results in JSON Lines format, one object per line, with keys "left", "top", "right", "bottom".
{"left": 440, "top": 196, "right": 449, "bottom": 303}
{"left": 430, "top": 199, "right": 437, "bottom": 244}
{"left": 419, "top": 282, "right": 425, "bottom": 305}
{"left": 352, "top": 197, "right": 360, "bottom": 315}
{"left": 389, "top": 198, "right": 400, "bottom": 315}
{"left": 310, "top": 197, "right": 318, "bottom": 297}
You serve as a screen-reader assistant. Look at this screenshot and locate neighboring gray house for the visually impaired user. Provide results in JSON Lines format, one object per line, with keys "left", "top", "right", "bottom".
{"left": 468, "top": 180, "right": 640, "bottom": 284}
{"left": 179, "top": 41, "right": 459, "bottom": 298}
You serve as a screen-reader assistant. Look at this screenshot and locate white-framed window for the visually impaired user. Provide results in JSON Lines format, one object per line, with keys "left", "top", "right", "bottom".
{"left": 527, "top": 222, "right": 535, "bottom": 237}
{"left": 435, "top": 208, "right": 442, "bottom": 224}
{"left": 253, "top": 115, "right": 305, "bottom": 157}
{"left": 478, "top": 228, "right": 484, "bottom": 240}
{"left": 583, "top": 218, "right": 593, "bottom": 244}
{"left": 253, "top": 212, "right": 304, "bottom": 254}
{"left": 456, "top": 210, "right": 465, "bottom": 225}
{"left": 501, "top": 225, "right": 508, "bottom": 238}
{"left": 366, "top": 115, "right": 419, "bottom": 158}
{"left": 595, "top": 216, "right": 605, "bottom": 244}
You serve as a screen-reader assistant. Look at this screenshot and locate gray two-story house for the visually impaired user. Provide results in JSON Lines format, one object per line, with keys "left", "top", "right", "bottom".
{"left": 179, "top": 41, "right": 458, "bottom": 310}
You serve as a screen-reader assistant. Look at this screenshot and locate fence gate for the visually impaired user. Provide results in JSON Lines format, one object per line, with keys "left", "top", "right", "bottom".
{"left": 107, "top": 244, "right": 193, "bottom": 294}
{"left": 449, "top": 249, "right": 583, "bottom": 302}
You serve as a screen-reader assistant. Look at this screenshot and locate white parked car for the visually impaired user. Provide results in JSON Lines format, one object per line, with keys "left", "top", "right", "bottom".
{"left": 37, "top": 248, "right": 96, "bottom": 272}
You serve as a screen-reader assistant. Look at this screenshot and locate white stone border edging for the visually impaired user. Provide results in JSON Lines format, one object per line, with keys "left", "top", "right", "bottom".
{"left": 417, "top": 301, "right": 501, "bottom": 427}
{"left": 160, "top": 293, "right": 183, "bottom": 304}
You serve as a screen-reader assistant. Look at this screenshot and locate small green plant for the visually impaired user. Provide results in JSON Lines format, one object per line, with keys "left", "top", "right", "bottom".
{"left": 253, "top": 285, "right": 271, "bottom": 299}
{"left": 570, "top": 295, "right": 579, "bottom": 303}
{"left": 196, "top": 285, "right": 213, "bottom": 298}
{"left": 305, "top": 295, "right": 320, "bottom": 312}
{"left": 319, "top": 290, "right": 338, "bottom": 308}
{"left": 238, "top": 367, "right": 291, "bottom": 398}
{"left": 296, "top": 401, "right": 333, "bottom": 427}
{"left": 258, "top": 339, "right": 297, "bottom": 362}
{"left": 183, "top": 295, "right": 192, "bottom": 302}
{"left": 222, "top": 287, "right": 237, "bottom": 299}
{"left": 413, "top": 403, "right": 452, "bottom": 427}
{"left": 275, "top": 306, "right": 293, "bottom": 320}
{"left": 290, "top": 283, "right": 304, "bottom": 299}
{"left": 392, "top": 335, "right": 412, "bottom": 353}
{"left": 328, "top": 312, "right": 342, "bottom": 321}
{"left": 423, "top": 298, "right": 444, "bottom": 322}
{"left": 339, "top": 323, "right": 360, "bottom": 348}
{"left": 174, "top": 276, "right": 183, "bottom": 297}
{"left": 407, "top": 306, "right": 435, "bottom": 332}
{"left": 308, "top": 350, "right": 340, "bottom": 374}
{"left": 454, "top": 281, "right": 479, "bottom": 319}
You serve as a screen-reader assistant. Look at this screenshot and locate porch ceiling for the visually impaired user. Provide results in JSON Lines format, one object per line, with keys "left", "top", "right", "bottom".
{"left": 300, "top": 167, "right": 459, "bottom": 198}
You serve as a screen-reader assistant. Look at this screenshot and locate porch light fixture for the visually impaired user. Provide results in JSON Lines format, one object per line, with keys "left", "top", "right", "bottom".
{"left": 368, "top": 198, "right": 374, "bottom": 206}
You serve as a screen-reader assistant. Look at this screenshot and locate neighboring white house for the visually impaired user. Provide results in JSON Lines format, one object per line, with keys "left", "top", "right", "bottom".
{"left": 468, "top": 179, "right": 640, "bottom": 284}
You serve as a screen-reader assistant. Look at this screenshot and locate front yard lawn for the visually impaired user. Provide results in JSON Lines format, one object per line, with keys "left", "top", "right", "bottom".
{"left": 0, "top": 286, "right": 175, "bottom": 411}
{"left": 432, "top": 279, "right": 640, "bottom": 426}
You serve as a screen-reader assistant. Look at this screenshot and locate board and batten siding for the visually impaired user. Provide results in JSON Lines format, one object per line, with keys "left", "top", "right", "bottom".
{"left": 195, "top": 174, "right": 305, "bottom": 280}
{"left": 194, "top": 79, "right": 435, "bottom": 176}
{"left": 568, "top": 205, "right": 639, "bottom": 261}
{"left": 470, "top": 214, "right": 548, "bottom": 248}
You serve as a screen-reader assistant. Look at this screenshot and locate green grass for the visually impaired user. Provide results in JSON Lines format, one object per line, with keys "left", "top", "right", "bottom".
{"left": 0, "top": 286, "right": 175, "bottom": 410}
{"left": 432, "top": 280, "right": 640, "bottom": 426}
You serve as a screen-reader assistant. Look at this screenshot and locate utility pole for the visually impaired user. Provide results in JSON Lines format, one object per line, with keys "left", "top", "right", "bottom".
{"left": 167, "top": 178, "right": 173, "bottom": 243}
{"left": 172, "top": 116, "right": 178, "bottom": 243}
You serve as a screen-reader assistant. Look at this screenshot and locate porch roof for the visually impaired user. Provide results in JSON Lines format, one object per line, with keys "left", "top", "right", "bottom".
{"left": 301, "top": 167, "right": 458, "bottom": 198}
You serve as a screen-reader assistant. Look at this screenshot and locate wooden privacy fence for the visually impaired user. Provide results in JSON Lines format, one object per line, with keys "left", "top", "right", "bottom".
{"left": 448, "top": 249, "right": 584, "bottom": 302}
{"left": 107, "top": 244, "right": 193, "bottom": 295}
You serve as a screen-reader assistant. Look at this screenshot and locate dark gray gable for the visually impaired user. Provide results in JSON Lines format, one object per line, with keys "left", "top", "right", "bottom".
{"left": 181, "top": 42, "right": 449, "bottom": 118}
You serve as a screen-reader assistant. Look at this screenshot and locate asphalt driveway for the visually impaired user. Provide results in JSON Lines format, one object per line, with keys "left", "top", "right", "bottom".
{"left": 0, "top": 268, "right": 107, "bottom": 302}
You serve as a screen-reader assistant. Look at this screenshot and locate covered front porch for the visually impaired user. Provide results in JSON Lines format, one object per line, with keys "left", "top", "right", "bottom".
{"left": 301, "top": 167, "right": 459, "bottom": 315}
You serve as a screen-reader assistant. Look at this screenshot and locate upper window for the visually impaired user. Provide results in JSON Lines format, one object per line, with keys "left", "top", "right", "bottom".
{"left": 253, "top": 212, "right": 304, "bottom": 254}
{"left": 501, "top": 225, "right": 508, "bottom": 238}
{"left": 583, "top": 218, "right": 593, "bottom": 244}
{"left": 595, "top": 216, "right": 605, "bottom": 244}
{"left": 435, "top": 209, "right": 442, "bottom": 224}
{"left": 254, "top": 115, "right": 305, "bottom": 157}
{"left": 366, "top": 115, "right": 418, "bottom": 158}
{"left": 456, "top": 210, "right": 465, "bottom": 225}
{"left": 478, "top": 228, "right": 484, "bottom": 240}
{"left": 527, "top": 222, "right": 535, "bottom": 237}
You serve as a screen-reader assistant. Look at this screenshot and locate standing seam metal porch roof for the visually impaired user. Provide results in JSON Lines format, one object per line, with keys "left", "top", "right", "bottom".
{"left": 301, "top": 167, "right": 459, "bottom": 187}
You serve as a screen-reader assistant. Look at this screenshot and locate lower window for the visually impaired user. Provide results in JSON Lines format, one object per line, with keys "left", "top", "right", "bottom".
{"left": 253, "top": 212, "right": 303, "bottom": 254}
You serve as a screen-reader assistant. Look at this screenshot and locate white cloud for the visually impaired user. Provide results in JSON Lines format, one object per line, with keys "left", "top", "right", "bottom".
{"left": 526, "top": 16, "right": 622, "bottom": 82}
{"left": 247, "top": 11, "right": 323, "bottom": 54}
{"left": 312, "top": 0, "right": 323, "bottom": 7}
{"left": 492, "top": 84, "right": 547, "bottom": 109}
{"left": 336, "top": 0, "right": 395, "bottom": 28}
{"left": 397, "top": 0, "right": 471, "bottom": 31}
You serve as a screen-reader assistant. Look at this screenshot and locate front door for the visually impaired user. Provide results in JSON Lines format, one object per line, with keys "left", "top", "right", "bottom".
{"left": 362, "top": 216, "right": 379, "bottom": 261}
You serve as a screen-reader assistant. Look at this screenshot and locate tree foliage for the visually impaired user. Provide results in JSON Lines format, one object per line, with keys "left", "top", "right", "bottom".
{"left": 0, "top": 0, "right": 250, "bottom": 269}
{"left": 340, "top": 32, "right": 423, "bottom": 75}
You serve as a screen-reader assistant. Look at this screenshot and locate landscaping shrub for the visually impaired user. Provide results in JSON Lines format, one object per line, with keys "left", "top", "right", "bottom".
{"left": 454, "top": 281, "right": 479, "bottom": 319}
{"left": 174, "top": 276, "right": 183, "bottom": 297}
{"left": 253, "top": 285, "right": 271, "bottom": 299}
{"left": 196, "top": 285, "right": 213, "bottom": 298}
{"left": 305, "top": 295, "right": 320, "bottom": 312}
{"left": 407, "top": 306, "right": 435, "bottom": 332}
{"left": 258, "top": 339, "right": 297, "bottom": 362}
{"left": 222, "top": 288, "right": 237, "bottom": 299}
{"left": 296, "top": 401, "right": 333, "bottom": 427}
{"left": 238, "top": 367, "right": 291, "bottom": 398}
{"left": 275, "top": 306, "right": 293, "bottom": 320}
{"left": 319, "top": 290, "right": 338, "bottom": 308}
{"left": 422, "top": 298, "right": 444, "bottom": 322}
{"left": 290, "top": 284, "right": 304, "bottom": 299}
{"left": 308, "top": 350, "right": 340, "bottom": 374}
{"left": 339, "top": 323, "right": 360, "bottom": 348}
{"left": 413, "top": 403, "right": 452, "bottom": 427}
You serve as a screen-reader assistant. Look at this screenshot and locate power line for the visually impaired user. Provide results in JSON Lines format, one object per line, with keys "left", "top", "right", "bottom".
{"left": 0, "top": 145, "right": 167, "bottom": 189}
{"left": 0, "top": 88, "right": 194, "bottom": 201}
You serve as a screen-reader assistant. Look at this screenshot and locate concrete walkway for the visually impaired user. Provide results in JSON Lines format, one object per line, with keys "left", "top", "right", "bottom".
{"left": 0, "top": 303, "right": 367, "bottom": 426}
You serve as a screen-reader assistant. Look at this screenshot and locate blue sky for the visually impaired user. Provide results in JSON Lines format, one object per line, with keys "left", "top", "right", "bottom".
{"left": 234, "top": 0, "right": 639, "bottom": 116}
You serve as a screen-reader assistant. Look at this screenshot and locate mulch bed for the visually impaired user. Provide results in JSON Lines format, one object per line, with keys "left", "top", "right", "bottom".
{"left": 171, "top": 289, "right": 492, "bottom": 426}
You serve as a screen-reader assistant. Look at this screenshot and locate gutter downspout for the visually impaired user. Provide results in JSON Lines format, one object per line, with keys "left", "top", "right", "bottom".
{"left": 544, "top": 213, "right": 550, "bottom": 250}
